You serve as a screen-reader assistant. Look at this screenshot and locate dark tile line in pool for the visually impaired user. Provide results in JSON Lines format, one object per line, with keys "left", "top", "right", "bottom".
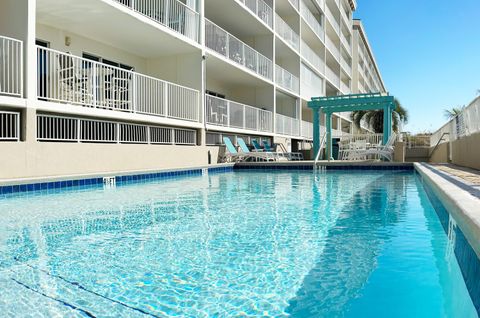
{"left": 234, "top": 165, "right": 413, "bottom": 171}
{"left": 422, "top": 179, "right": 480, "bottom": 314}
{"left": 0, "top": 166, "right": 234, "bottom": 197}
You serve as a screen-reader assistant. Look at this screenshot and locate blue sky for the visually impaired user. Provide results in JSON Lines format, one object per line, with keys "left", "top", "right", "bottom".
{"left": 354, "top": 0, "right": 480, "bottom": 133}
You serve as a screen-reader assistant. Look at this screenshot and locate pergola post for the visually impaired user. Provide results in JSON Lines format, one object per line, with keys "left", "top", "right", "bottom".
{"left": 325, "top": 112, "right": 332, "bottom": 161}
{"left": 383, "top": 104, "right": 392, "bottom": 145}
{"left": 312, "top": 107, "right": 320, "bottom": 159}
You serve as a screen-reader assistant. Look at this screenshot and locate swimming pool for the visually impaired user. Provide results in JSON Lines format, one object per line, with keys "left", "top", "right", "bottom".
{"left": 0, "top": 169, "right": 478, "bottom": 317}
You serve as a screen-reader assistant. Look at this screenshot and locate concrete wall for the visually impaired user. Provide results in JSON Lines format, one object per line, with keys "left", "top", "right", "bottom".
{"left": 429, "top": 142, "right": 449, "bottom": 163}
{"left": 451, "top": 132, "right": 480, "bottom": 170}
{"left": 0, "top": 141, "right": 209, "bottom": 180}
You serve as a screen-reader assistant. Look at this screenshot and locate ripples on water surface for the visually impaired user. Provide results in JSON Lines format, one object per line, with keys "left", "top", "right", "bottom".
{"left": 0, "top": 171, "right": 477, "bottom": 317}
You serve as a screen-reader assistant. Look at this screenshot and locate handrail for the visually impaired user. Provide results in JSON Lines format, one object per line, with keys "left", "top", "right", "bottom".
{"left": 314, "top": 133, "right": 327, "bottom": 168}
{"left": 429, "top": 132, "right": 449, "bottom": 157}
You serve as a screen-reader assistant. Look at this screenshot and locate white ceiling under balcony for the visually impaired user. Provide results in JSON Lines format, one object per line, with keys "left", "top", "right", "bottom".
{"left": 36, "top": 0, "right": 201, "bottom": 58}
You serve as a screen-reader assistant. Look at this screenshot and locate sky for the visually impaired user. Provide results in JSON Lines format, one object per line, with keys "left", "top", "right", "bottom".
{"left": 354, "top": 0, "right": 480, "bottom": 133}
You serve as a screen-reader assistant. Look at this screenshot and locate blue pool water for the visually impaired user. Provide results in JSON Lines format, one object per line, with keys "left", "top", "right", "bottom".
{"left": 0, "top": 170, "right": 477, "bottom": 317}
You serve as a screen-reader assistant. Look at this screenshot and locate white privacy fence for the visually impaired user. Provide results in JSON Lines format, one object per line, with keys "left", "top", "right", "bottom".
{"left": 300, "top": 1, "right": 325, "bottom": 42}
{"left": 37, "top": 47, "right": 200, "bottom": 122}
{"left": 0, "top": 35, "right": 23, "bottom": 97}
{"left": 205, "top": 95, "right": 273, "bottom": 133}
{"left": 37, "top": 114, "right": 197, "bottom": 145}
{"left": 275, "top": 65, "right": 300, "bottom": 94}
{"left": 114, "top": 0, "right": 199, "bottom": 42}
{"left": 205, "top": 19, "right": 273, "bottom": 81}
{"left": 276, "top": 113, "right": 300, "bottom": 136}
{"left": 275, "top": 13, "right": 299, "bottom": 51}
{"left": 237, "top": 0, "right": 273, "bottom": 28}
{"left": 0, "top": 111, "right": 20, "bottom": 141}
{"left": 430, "top": 96, "right": 480, "bottom": 146}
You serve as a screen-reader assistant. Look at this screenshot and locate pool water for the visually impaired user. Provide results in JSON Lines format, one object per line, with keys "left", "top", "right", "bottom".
{"left": 0, "top": 170, "right": 477, "bottom": 317}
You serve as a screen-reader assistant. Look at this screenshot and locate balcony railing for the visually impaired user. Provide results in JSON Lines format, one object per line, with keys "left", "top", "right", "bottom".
{"left": 275, "top": 65, "right": 299, "bottom": 94}
{"left": 300, "top": 1, "right": 325, "bottom": 42}
{"left": 237, "top": 0, "right": 273, "bottom": 28}
{"left": 340, "top": 56, "right": 351, "bottom": 76}
{"left": 37, "top": 46, "right": 200, "bottom": 122}
{"left": 288, "top": 0, "right": 300, "bottom": 10}
{"left": 0, "top": 35, "right": 23, "bottom": 97}
{"left": 340, "top": 6, "right": 351, "bottom": 28}
{"left": 301, "top": 40, "right": 325, "bottom": 74}
{"left": 325, "top": 35, "right": 340, "bottom": 61}
{"left": 206, "top": 95, "right": 272, "bottom": 133}
{"left": 340, "top": 32, "right": 352, "bottom": 55}
{"left": 205, "top": 19, "right": 273, "bottom": 81}
{"left": 301, "top": 120, "right": 313, "bottom": 139}
{"left": 340, "top": 81, "right": 351, "bottom": 94}
{"left": 325, "top": 64, "right": 340, "bottom": 88}
{"left": 325, "top": 5, "right": 340, "bottom": 34}
{"left": 0, "top": 110, "right": 20, "bottom": 141}
{"left": 275, "top": 13, "right": 300, "bottom": 51}
{"left": 114, "top": 0, "right": 199, "bottom": 42}
{"left": 276, "top": 113, "right": 299, "bottom": 136}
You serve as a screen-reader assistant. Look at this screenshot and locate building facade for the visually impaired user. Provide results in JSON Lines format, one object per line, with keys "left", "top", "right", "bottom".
{"left": 0, "top": 0, "right": 385, "bottom": 179}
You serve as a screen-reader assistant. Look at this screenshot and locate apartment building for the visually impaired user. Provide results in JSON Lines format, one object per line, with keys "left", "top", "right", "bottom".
{"left": 0, "top": 0, "right": 384, "bottom": 179}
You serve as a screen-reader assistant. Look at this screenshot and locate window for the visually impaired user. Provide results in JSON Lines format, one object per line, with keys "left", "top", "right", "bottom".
{"left": 82, "top": 52, "right": 134, "bottom": 71}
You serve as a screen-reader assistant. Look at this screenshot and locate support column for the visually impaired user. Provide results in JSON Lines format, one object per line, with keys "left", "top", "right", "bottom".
{"left": 383, "top": 105, "right": 392, "bottom": 145}
{"left": 312, "top": 107, "right": 320, "bottom": 159}
{"left": 326, "top": 112, "right": 332, "bottom": 161}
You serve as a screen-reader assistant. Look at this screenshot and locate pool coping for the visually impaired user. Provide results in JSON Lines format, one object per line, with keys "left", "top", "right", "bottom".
{"left": 414, "top": 163, "right": 480, "bottom": 258}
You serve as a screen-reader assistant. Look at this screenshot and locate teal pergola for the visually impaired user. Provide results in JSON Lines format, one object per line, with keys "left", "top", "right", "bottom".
{"left": 308, "top": 93, "right": 396, "bottom": 160}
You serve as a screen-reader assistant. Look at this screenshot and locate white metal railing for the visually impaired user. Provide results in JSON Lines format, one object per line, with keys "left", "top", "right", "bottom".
{"left": 325, "top": 5, "right": 340, "bottom": 33}
{"left": 0, "top": 35, "right": 23, "bottom": 97}
{"left": 340, "top": 81, "right": 350, "bottom": 94}
{"left": 325, "top": 35, "right": 340, "bottom": 61}
{"left": 339, "top": 133, "right": 383, "bottom": 148}
{"left": 0, "top": 110, "right": 20, "bottom": 141}
{"left": 301, "top": 120, "right": 313, "bottom": 139}
{"left": 431, "top": 96, "right": 480, "bottom": 144}
{"left": 300, "top": 1, "right": 325, "bottom": 42}
{"left": 36, "top": 46, "right": 200, "bottom": 122}
{"left": 205, "top": 95, "right": 273, "bottom": 132}
{"left": 325, "top": 64, "right": 340, "bottom": 88}
{"left": 275, "top": 65, "right": 300, "bottom": 94}
{"left": 340, "top": 55, "right": 352, "bottom": 76}
{"left": 37, "top": 114, "right": 197, "bottom": 145}
{"left": 114, "top": 0, "right": 199, "bottom": 42}
{"left": 288, "top": 0, "right": 300, "bottom": 10}
{"left": 340, "top": 32, "right": 352, "bottom": 54}
{"left": 237, "top": 0, "right": 273, "bottom": 28}
{"left": 275, "top": 13, "right": 299, "bottom": 51}
{"left": 404, "top": 135, "right": 431, "bottom": 149}
{"left": 276, "top": 113, "right": 300, "bottom": 136}
{"left": 300, "top": 40, "right": 325, "bottom": 74}
{"left": 205, "top": 19, "right": 273, "bottom": 81}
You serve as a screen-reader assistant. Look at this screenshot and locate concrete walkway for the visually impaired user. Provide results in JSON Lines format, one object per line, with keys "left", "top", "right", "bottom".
{"left": 430, "top": 164, "right": 480, "bottom": 186}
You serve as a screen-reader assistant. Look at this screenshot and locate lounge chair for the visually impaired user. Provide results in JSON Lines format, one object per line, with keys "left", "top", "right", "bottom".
{"left": 237, "top": 138, "right": 275, "bottom": 161}
{"left": 251, "top": 139, "right": 285, "bottom": 161}
{"left": 263, "top": 140, "right": 303, "bottom": 161}
{"left": 222, "top": 137, "right": 271, "bottom": 162}
{"left": 353, "top": 133, "right": 397, "bottom": 161}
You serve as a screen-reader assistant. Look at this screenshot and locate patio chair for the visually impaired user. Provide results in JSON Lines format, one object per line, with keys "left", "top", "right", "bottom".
{"left": 222, "top": 137, "right": 271, "bottom": 162}
{"left": 237, "top": 138, "right": 275, "bottom": 161}
{"left": 58, "top": 53, "right": 92, "bottom": 103}
{"left": 341, "top": 140, "right": 367, "bottom": 160}
{"left": 251, "top": 139, "right": 285, "bottom": 161}
{"left": 263, "top": 140, "right": 303, "bottom": 161}
{"left": 362, "top": 133, "right": 397, "bottom": 161}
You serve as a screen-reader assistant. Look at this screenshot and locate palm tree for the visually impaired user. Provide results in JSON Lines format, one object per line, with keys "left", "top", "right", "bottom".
{"left": 351, "top": 98, "right": 408, "bottom": 133}
{"left": 443, "top": 106, "right": 463, "bottom": 120}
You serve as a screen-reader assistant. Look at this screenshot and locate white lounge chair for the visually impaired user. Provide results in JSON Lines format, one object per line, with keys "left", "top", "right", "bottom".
{"left": 363, "top": 133, "right": 397, "bottom": 161}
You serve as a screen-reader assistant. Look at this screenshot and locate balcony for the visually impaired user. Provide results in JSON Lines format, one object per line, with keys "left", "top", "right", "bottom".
{"left": 275, "top": 65, "right": 300, "bottom": 95}
{"left": 276, "top": 113, "right": 300, "bottom": 136}
{"left": 288, "top": 0, "right": 300, "bottom": 11}
{"left": 340, "top": 81, "right": 351, "bottom": 94}
{"left": 325, "top": 5, "right": 340, "bottom": 34}
{"left": 275, "top": 13, "right": 300, "bottom": 51}
{"left": 0, "top": 36, "right": 23, "bottom": 97}
{"left": 206, "top": 95, "right": 273, "bottom": 133}
{"left": 300, "top": 40, "right": 325, "bottom": 75}
{"left": 205, "top": 19, "right": 273, "bottom": 81}
{"left": 340, "top": 56, "right": 352, "bottom": 76}
{"left": 325, "top": 35, "right": 340, "bottom": 61}
{"left": 301, "top": 120, "right": 313, "bottom": 139}
{"left": 300, "top": 1, "right": 325, "bottom": 42}
{"left": 325, "top": 64, "right": 340, "bottom": 88}
{"left": 340, "top": 6, "right": 351, "bottom": 28}
{"left": 37, "top": 47, "right": 200, "bottom": 122}
{"left": 114, "top": 0, "right": 199, "bottom": 42}
{"left": 340, "top": 33, "right": 352, "bottom": 55}
{"left": 236, "top": 0, "right": 273, "bottom": 28}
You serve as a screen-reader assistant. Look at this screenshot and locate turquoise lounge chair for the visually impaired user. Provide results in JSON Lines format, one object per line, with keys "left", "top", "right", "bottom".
{"left": 263, "top": 140, "right": 303, "bottom": 161}
{"left": 237, "top": 138, "right": 274, "bottom": 161}
{"left": 252, "top": 139, "right": 285, "bottom": 160}
{"left": 222, "top": 137, "right": 270, "bottom": 162}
